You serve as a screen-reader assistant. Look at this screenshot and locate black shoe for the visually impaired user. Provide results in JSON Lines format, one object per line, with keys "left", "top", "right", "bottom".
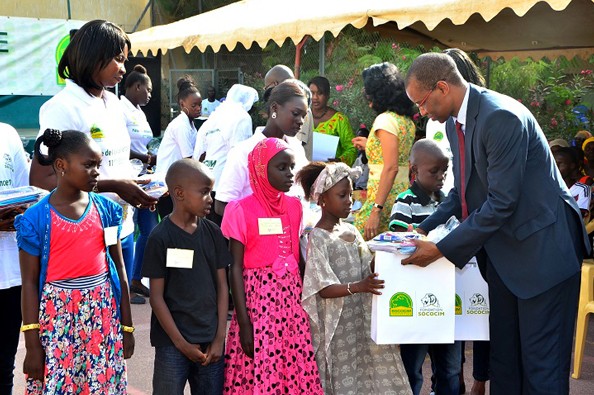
{"left": 130, "top": 294, "right": 146, "bottom": 304}
{"left": 131, "top": 282, "right": 150, "bottom": 297}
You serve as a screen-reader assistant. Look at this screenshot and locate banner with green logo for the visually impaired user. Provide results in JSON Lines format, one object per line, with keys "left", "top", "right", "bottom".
{"left": 0, "top": 16, "right": 85, "bottom": 96}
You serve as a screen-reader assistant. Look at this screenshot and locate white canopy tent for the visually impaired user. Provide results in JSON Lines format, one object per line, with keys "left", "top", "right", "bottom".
{"left": 129, "top": 0, "right": 594, "bottom": 60}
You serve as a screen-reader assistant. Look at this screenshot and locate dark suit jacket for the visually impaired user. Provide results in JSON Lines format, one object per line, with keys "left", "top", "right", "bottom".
{"left": 419, "top": 84, "right": 590, "bottom": 299}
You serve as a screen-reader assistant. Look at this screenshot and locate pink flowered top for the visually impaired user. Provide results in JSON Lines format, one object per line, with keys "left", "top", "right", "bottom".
{"left": 46, "top": 202, "right": 107, "bottom": 282}
{"left": 221, "top": 194, "right": 303, "bottom": 276}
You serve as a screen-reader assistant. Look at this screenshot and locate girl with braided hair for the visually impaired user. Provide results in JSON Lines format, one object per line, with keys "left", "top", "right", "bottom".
{"left": 16, "top": 129, "right": 134, "bottom": 394}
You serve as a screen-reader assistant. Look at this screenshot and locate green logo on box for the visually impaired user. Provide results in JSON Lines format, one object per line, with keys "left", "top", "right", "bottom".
{"left": 455, "top": 294, "right": 462, "bottom": 315}
{"left": 389, "top": 292, "right": 413, "bottom": 317}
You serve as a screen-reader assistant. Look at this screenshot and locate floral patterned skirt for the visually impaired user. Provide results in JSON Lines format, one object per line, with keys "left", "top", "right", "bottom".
{"left": 27, "top": 274, "right": 127, "bottom": 395}
{"left": 224, "top": 267, "right": 323, "bottom": 394}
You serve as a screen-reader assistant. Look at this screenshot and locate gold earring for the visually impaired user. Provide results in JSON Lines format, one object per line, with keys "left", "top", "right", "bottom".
{"left": 271, "top": 112, "right": 277, "bottom": 119}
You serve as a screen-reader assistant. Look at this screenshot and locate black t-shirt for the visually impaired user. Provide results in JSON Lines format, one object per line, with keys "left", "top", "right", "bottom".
{"left": 142, "top": 216, "right": 231, "bottom": 347}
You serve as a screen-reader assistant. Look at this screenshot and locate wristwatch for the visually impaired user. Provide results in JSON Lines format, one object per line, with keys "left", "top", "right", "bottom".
{"left": 372, "top": 203, "right": 384, "bottom": 210}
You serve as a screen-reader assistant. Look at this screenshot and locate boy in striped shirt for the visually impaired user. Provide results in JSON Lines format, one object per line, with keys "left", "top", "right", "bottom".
{"left": 389, "top": 139, "right": 462, "bottom": 395}
{"left": 389, "top": 139, "right": 449, "bottom": 232}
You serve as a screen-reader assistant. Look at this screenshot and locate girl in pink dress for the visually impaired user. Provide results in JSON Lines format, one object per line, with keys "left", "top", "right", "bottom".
{"left": 221, "top": 137, "right": 323, "bottom": 394}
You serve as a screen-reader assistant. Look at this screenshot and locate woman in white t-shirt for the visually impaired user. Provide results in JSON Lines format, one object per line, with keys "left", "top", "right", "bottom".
{"left": 0, "top": 122, "right": 30, "bottom": 394}
{"left": 155, "top": 75, "right": 202, "bottom": 217}
{"left": 30, "top": 20, "right": 158, "bottom": 305}
{"left": 122, "top": 64, "right": 155, "bottom": 167}
{"left": 214, "top": 79, "right": 309, "bottom": 216}
{"left": 121, "top": 64, "right": 156, "bottom": 302}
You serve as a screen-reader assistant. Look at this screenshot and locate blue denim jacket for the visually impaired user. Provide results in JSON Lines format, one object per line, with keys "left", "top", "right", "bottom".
{"left": 15, "top": 192, "right": 123, "bottom": 311}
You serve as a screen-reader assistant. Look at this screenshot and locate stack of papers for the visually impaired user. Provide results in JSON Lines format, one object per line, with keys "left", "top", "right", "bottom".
{"left": 367, "top": 232, "right": 421, "bottom": 254}
{"left": 0, "top": 186, "right": 48, "bottom": 209}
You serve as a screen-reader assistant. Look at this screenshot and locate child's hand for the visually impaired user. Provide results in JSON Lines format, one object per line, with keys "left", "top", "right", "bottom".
{"left": 202, "top": 339, "right": 225, "bottom": 366}
{"left": 123, "top": 332, "right": 135, "bottom": 359}
{"left": 239, "top": 321, "right": 254, "bottom": 358}
{"left": 353, "top": 273, "right": 385, "bottom": 295}
{"left": 178, "top": 341, "right": 207, "bottom": 364}
{"left": 23, "top": 342, "right": 45, "bottom": 381}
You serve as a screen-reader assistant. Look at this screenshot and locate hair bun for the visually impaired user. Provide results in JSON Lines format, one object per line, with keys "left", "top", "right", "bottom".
{"left": 133, "top": 64, "right": 147, "bottom": 74}
{"left": 42, "top": 128, "right": 62, "bottom": 148}
{"left": 177, "top": 75, "right": 196, "bottom": 91}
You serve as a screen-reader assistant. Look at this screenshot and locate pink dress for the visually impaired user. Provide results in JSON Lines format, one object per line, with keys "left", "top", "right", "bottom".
{"left": 222, "top": 194, "right": 323, "bottom": 394}
{"left": 222, "top": 195, "right": 323, "bottom": 394}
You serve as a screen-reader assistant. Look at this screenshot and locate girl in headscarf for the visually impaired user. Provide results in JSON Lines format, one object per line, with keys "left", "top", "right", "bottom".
{"left": 221, "top": 138, "right": 322, "bottom": 394}
{"left": 297, "top": 162, "right": 411, "bottom": 394}
{"left": 193, "top": 84, "right": 259, "bottom": 225}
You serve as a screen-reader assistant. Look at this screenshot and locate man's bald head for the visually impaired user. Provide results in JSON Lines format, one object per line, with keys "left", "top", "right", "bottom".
{"left": 405, "top": 53, "right": 465, "bottom": 91}
{"left": 264, "top": 65, "right": 295, "bottom": 90}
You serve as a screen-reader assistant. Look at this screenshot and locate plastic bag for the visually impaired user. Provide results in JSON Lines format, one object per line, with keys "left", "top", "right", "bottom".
{"left": 427, "top": 215, "right": 460, "bottom": 243}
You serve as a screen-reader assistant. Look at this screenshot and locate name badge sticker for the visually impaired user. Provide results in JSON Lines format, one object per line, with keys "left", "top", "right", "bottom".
{"left": 258, "top": 218, "right": 283, "bottom": 235}
{"left": 166, "top": 248, "right": 194, "bottom": 269}
{"left": 104, "top": 226, "right": 119, "bottom": 246}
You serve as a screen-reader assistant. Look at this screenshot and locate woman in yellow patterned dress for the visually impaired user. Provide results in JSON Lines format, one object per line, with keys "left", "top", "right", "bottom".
{"left": 353, "top": 62, "right": 416, "bottom": 240}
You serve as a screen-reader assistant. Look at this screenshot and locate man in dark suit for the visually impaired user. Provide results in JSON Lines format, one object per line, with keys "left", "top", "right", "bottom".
{"left": 401, "top": 53, "right": 590, "bottom": 394}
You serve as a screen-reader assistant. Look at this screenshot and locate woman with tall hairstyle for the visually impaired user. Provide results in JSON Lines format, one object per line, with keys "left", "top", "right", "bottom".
{"left": 352, "top": 62, "right": 416, "bottom": 240}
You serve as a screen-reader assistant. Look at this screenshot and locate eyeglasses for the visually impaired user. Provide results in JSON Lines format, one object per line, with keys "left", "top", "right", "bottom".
{"left": 264, "top": 81, "right": 278, "bottom": 91}
{"left": 415, "top": 82, "right": 439, "bottom": 110}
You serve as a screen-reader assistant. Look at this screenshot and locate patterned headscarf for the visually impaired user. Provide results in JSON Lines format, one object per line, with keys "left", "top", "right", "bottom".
{"left": 248, "top": 137, "right": 291, "bottom": 216}
{"left": 311, "top": 162, "right": 361, "bottom": 203}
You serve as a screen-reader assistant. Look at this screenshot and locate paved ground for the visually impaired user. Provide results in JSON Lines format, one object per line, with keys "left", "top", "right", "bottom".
{"left": 12, "top": 302, "right": 594, "bottom": 394}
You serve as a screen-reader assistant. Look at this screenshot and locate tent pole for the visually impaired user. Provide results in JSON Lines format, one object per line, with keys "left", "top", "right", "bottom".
{"left": 132, "top": 0, "right": 153, "bottom": 33}
{"left": 295, "top": 37, "right": 308, "bottom": 79}
{"left": 485, "top": 57, "right": 491, "bottom": 89}
{"left": 319, "top": 35, "right": 325, "bottom": 76}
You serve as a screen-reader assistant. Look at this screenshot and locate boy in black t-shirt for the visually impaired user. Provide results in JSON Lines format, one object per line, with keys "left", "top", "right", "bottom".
{"left": 142, "top": 159, "right": 231, "bottom": 395}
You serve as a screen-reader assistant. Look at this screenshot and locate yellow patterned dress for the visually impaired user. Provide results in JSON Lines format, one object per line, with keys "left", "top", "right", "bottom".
{"left": 354, "top": 111, "right": 416, "bottom": 237}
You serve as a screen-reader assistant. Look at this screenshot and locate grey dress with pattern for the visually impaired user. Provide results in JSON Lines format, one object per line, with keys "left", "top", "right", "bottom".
{"left": 303, "top": 222, "right": 411, "bottom": 394}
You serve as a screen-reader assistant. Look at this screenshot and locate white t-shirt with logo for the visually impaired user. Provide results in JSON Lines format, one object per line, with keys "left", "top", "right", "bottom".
{"left": 216, "top": 128, "right": 308, "bottom": 203}
{"left": 38, "top": 79, "right": 135, "bottom": 237}
{"left": 425, "top": 119, "right": 454, "bottom": 195}
{"left": 156, "top": 112, "right": 197, "bottom": 176}
{"left": 201, "top": 99, "right": 221, "bottom": 118}
{"left": 0, "top": 123, "right": 31, "bottom": 289}
{"left": 121, "top": 96, "right": 153, "bottom": 154}
{"left": 192, "top": 111, "right": 252, "bottom": 191}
